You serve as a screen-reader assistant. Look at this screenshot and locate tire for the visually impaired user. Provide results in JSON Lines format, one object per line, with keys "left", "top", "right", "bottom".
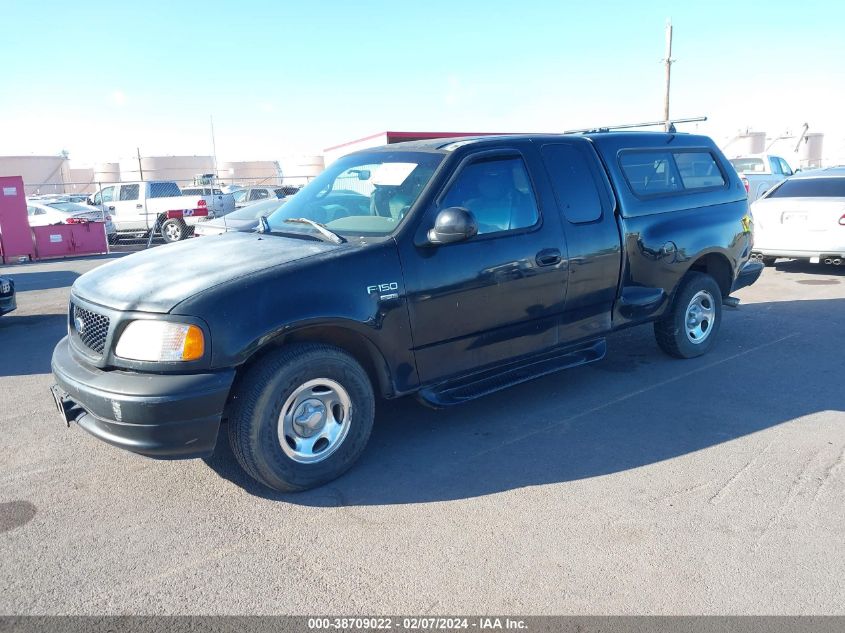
{"left": 227, "top": 343, "right": 375, "bottom": 492}
{"left": 161, "top": 218, "right": 186, "bottom": 243}
{"left": 654, "top": 272, "right": 723, "bottom": 359}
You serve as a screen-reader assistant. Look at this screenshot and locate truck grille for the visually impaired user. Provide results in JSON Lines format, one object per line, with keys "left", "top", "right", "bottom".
{"left": 71, "top": 303, "right": 110, "bottom": 354}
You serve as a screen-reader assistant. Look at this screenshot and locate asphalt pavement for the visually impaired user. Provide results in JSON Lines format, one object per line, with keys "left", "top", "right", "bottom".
{"left": 0, "top": 253, "right": 843, "bottom": 615}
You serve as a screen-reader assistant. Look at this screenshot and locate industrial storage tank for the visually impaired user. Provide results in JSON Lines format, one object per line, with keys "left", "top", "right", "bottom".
{"left": 118, "top": 155, "right": 215, "bottom": 185}
{"left": 279, "top": 155, "right": 325, "bottom": 186}
{"left": 0, "top": 156, "right": 71, "bottom": 195}
{"left": 797, "top": 133, "right": 824, "bottom": 169}
{"left": 218, "top": 160, "right": 282, "bottom": 186}
{"left": 93, "top": 162, "right": 120, "bottom": 187}
{"left": 67, "top": 167, "right": 95, "bottom": 193}
{"left": 725, "top": 131, "right": 767, "bottom": 156}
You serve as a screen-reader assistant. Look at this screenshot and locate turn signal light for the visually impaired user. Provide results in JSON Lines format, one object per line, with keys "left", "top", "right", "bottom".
{"left": 182, "top": 325, "right": 205, "bottom": 360}
{"left": 741, "top": 177, "right": 750, "bottom": 194}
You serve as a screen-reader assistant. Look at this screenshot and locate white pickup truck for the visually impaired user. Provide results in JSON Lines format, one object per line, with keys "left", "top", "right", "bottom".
{"left": 89, "top": 181, "right": 212, "bottom": 243}
{"left": 180, "top": 186, "right": 235, "bottom": 218}
{"left": 728, "top": 154, "right": 794, "bottom": 202}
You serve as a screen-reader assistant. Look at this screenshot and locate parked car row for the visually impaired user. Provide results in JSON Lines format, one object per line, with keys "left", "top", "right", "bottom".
{"left": 20, "top": 182, "right": 301, "bottom": 244}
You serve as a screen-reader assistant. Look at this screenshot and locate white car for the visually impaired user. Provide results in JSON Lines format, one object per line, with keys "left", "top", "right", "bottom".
{"left": 27, "top": 201, "right": 116, "bottom": 237}
{"left": 750, "top": 168, "right": 845, "bottom": 265}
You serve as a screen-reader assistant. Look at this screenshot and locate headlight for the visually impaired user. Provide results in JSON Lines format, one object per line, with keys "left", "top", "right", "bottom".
{"left": 115, "top": 321, "right": 205, "bottom": 362}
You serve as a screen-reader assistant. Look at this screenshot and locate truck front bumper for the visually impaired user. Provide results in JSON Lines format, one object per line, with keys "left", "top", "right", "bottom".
{"left": 51, "top": 336, "right": 235, "bottom": 459}
{"left": 731, "top": 260, "right": 764, "bottom": 293}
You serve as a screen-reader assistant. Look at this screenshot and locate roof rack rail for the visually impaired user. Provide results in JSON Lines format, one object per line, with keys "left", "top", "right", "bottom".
{"left": 564, "top": 116, "right": 707, "bottom": 134}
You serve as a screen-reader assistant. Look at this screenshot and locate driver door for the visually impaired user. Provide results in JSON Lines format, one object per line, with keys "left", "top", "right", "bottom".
{"left": 400, "top": 147, "right": 569, "bottom": 385}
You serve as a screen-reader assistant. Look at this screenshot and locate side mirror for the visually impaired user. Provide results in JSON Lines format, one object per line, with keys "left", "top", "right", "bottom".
{"left": 87, "top": 198, "right": 94, "bottom": 205}
{"left": 427, "top": 207, "right": 478, "bottom": 245}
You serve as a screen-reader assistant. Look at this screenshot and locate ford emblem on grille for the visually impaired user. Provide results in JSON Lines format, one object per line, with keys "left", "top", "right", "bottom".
{"left": 74, "top": 315, "right": 86, "bottom": 335}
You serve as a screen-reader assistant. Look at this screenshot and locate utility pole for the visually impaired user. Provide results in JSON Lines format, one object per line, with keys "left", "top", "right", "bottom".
{"left": 662, "top": 19, "right": 674, "bottom": 131}
{"left": 136, "top": 147, "right": 144, "bottom": 181}
{"left": 210, "top": 115, "right": 219, "bottom": 183}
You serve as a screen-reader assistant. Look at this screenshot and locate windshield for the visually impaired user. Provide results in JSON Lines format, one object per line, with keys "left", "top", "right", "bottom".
{"left": 266, "top": 151, "right": 443, "bottom": 237}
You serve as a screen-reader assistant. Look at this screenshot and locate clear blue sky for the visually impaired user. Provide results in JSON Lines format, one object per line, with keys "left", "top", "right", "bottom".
{"left": 2, "top": 0, "right": 843, "bottom": 164}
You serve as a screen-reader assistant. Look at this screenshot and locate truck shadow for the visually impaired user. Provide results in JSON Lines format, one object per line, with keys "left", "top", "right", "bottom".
{"left": 204, "top": 297, "right": 845, "bottom": 506}
{"left": 0, "top": 314, "right": 67, "bottom": 377}
{"left": 2, "top": 270, "right": 80, "bottom": 292}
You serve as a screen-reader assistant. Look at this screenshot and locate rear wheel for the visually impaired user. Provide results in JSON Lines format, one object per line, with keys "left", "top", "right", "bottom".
{"left": 654, "top": 272, "right": 723, "bottom": 359}
{"left": 227, "top": 343, "right": 375, "bottom": 492}
{"left": 161, "top": 218, "right": 187, "bottom": 243}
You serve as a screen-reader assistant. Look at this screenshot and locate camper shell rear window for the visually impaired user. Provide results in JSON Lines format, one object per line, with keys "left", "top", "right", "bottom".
{"left": 619, "top": 149, "right": 727, "bottom": 198}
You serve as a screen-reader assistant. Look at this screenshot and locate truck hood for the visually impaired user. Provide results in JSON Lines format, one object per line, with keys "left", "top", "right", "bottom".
{"left": 72, "top": 232, "right": 337, "bottom": 313}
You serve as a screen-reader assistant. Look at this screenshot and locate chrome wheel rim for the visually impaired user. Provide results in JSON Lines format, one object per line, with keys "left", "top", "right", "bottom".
{"left": 165, "top": 223, "right": 181, "bottom": 241}
{"left": 685, "top": 290, "right": 716, "bottom": 344}
{"left": 278, "top": 378, "right": 352, "bottom": 464}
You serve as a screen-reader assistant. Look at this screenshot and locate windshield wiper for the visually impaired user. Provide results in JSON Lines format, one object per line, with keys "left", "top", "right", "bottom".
{"left": 284, "top": 218, "right": 345, "bottom": 244}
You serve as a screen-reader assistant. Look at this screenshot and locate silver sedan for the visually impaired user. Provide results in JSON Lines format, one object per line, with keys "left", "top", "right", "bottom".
{"left": 193, "top": 197, "right": 288, "bottom": 236}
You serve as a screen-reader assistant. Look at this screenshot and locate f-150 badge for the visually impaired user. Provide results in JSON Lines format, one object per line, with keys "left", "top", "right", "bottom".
{"left": 367, "top": 282, "right": 399, "bottom": 300}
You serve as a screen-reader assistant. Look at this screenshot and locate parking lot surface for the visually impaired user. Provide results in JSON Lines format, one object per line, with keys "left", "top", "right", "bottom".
{"left": 1, "top": 254, "right": 843, "bottom": 615}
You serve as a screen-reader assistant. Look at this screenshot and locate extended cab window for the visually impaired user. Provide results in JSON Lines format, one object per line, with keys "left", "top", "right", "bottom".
{"left": 441, "top": 156, "right": 539, "bottom": 235}
{"left": 149, "top": 182, "right": 181, "bottom": 198}
{"left": 541, "top": 144, "right": 604, "bottom": 223}
{"left": 249, "top": 188, "right": 270, "bottom": 201}
{"left": 621, "top": 150, "right": 724, "bottom": 197}
{"left": 119, "top": 184, "right": 139, "bottom": 201}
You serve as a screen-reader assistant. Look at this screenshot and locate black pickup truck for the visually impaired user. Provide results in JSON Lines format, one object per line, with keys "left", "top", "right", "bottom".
{"left": 51, "top": 132, "right": 762, "bottom": 491}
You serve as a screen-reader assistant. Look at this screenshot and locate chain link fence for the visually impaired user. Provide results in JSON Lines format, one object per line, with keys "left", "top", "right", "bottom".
{"left": 24, "top": 175, "right": 315, "bottom": 250}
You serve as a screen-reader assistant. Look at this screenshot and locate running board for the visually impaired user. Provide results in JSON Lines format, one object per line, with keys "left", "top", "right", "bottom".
{"left": 418, "top": 339, "right": 607, "bottom": 407}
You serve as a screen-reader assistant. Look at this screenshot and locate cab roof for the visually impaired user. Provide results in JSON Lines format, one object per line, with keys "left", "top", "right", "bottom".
{"left": 365, "top": 131, "right": 710, "bottom": 153}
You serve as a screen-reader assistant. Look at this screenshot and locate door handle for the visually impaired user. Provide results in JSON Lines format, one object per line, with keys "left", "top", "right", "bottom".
{"left": 535, "top": 248, "right": 562, "bottom": 267}
{"left": 107, "top": 205, "right": 115, "bottom": 211}
{"left": 136, "top": 204, "right": 143, "bottom": 209}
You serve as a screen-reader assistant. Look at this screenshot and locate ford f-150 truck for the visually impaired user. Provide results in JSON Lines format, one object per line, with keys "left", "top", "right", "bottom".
{"left": 51, "top": 132, "right": 762, "bottom": 491}
{"left": 89, "top": 181, "right": 213, "bottom": 243}
{"left": 729, "top": 154, "right": 794, "bottom": 202}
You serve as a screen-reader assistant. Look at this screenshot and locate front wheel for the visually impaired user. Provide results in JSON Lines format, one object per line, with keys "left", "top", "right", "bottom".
{"left": 654, "top": 272, "right": 723, "bottom": 359}
{"left": 227, "top": 343, "right": 375, "bottom": 492}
